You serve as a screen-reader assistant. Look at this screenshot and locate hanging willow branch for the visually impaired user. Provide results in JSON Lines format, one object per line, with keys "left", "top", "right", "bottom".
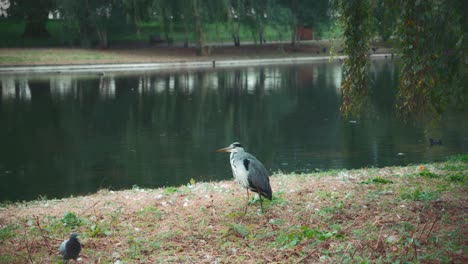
{"left": 335, "top": 0, "right": 373, "bottom": 119}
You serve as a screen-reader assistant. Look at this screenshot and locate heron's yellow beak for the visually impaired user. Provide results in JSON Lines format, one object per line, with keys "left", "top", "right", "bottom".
{"left": 216, "top": 147, "right": 232, "bottom": 152}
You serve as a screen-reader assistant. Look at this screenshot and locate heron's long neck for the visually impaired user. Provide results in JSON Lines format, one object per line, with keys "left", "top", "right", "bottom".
{"left": 229, "top": 149, "right": 244, "bottom": 164}
{"left": 229, "top": 152, "right": 235, "bottom": 164}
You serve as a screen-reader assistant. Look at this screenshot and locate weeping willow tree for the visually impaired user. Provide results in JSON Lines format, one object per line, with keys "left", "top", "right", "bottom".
{"left": 334, "top": 0, "right": 373, "bottom": 119}
{"left": 395, "top": 0, "right": 466, "bottom": 121}
{"left": 334, "top": 0, "right": 466, "bottom": 121}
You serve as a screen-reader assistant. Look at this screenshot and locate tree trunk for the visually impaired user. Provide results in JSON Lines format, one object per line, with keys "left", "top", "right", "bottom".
{"left": 227, "top": 2, "right": 241, "bottom": 47}
{"left": 193, "top": 0, "right": 208, "bottom": 56}
{"left": 162, "top": 8, "right": 171, "bottom": 43}
{"left": 235, "top": 14, "right": 241, "bottom": 46}
{"left": 183, "top": 22, "right": 189, "bottom": 48}
{"left": 232, "top": 35, "right": 240, "bottom": 47}
{"left": 23, "top": 17, "right": 50, "bottom": 38}
{"left": 97, "top": 27, "right": 108, "bottom": 49}
{"left": 258, "top": 23, "right": 265, "bottom": 45}
{"left": 21, "top": 0, "right": 53, "bottom": 38}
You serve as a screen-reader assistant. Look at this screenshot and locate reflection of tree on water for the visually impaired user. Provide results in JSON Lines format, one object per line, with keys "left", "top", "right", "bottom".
{"left": 1, "top": 77, "right": 31, "bottom": 101}
{"left": 99, "top": 76, "right": 116, "bottom": 99}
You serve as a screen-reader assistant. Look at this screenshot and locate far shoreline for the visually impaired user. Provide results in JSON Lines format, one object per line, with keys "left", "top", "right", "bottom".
{"left": 0, "top": 41, "right": 395, "bottom": 74}
{"left": 0, "top": 53, "right": 393, "bottom": 74}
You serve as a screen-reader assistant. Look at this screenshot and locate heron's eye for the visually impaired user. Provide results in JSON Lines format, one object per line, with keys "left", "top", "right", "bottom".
{"left": 233, "top": 143, "right": 243, "bottom": 148}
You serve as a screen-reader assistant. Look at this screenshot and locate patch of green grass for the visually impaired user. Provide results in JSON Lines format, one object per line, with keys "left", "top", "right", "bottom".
{"left": 446, "top": 173, "right": 466, "bottom": 182}
{"left": 276, "top": 225, "right": 342, "bottom": 250}
{"left": 125, "top": 235, "right": 150, "bottom": 260}
{"left": 0, "top": 253, "right": 16, "bottom": 263}
{"left": 316, "top": 190, "right": 338, "bottom": 199}
{"left": 138, "top": 206, "right": 162, "bottom": 219}
{"left": 439, "top": 163, "right": 466, "bottom": 171}
{"left": 447, "top": 154, "right": 468, "bottom": 162}
{"left": 0, "top": 224, "right": 18, "bottom": 240}
{"left": 360, "top": 177, "right": 394, "bottom": 184}
{"left": 317, "top": 202, "right": 344, "bottom": 216}
{"left": 225, "top": 223, "right": 250, "bottom": 238}
{"left": 110, "top": 208, "right": 123, "bottom": 222}
{"left": 269, "top": 190, "right": 289, "bottom": 206}
{"left": 418, "top": 169, "right": 440, "bottom": 179}
{"left": 156, "top": 230, "right": 183, "bottom": 241}
{"left": 163, "top": 186, "right": 179, "bottom": 195}
{"left": 400, "top": 188, "right": 439, "bottom": 201}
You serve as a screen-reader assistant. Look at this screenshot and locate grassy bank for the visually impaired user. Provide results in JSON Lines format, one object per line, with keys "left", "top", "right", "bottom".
{"left": 0, "top": 156, "right": 466, "bottom": 263}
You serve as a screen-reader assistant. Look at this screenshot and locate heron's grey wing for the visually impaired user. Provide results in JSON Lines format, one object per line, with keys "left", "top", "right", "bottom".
{"left": 245, "top": 156, "right": 272, "bottom": 200}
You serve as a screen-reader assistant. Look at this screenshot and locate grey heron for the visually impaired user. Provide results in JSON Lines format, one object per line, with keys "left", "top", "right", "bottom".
{"left": 59, "top": 233, "right": 81, "bottom": 263}
{"left": 217, "top": 142, "right": 272, "bottom": 213}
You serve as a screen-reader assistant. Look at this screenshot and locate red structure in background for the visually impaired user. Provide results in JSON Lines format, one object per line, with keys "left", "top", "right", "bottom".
{"left": 296, "top": 26, "right": 314, "bottom": 40}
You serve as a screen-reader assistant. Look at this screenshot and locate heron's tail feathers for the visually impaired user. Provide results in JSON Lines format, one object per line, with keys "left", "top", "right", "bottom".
{"left": 258, "top": 187, "right": 272, "bottom": 201}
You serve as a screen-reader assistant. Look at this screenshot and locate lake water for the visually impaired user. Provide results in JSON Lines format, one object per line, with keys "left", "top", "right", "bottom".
{"left": 1, "top": 59, "right": 467, "bottom": 202}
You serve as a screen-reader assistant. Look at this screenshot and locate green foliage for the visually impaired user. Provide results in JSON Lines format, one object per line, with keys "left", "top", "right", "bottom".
{"left": 330, "top": 0, "right": 466, "bottom": 120}
{"left": 61, "top": 212, "right": 84, "bottom": 229}
{"left": 2, "top": 0, "right": 337, "bottom": 49}
{"left": 89, "top": 223, "right": 111, "bottom": 237}
{"left": 360, "top": 177, "right": 394, "bottom": 184}
{"left": 395, "top": 0, "right": 466, "bottom": 120}
{"left": 370, "top": 0, "right": 399, "bottom": 41}
{"left": 57, "top": 0, "right": 129, "bottom": 48}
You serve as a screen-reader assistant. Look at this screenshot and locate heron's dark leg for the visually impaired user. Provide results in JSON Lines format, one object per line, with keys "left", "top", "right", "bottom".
{"left": 259, "top": 194, "right": 264, "bottom": 213}
{"left": 256, "top": 188, "right": 264, "bottom": 213}
{"left": 244, "top": 189, "right": 249, "bottom": 214}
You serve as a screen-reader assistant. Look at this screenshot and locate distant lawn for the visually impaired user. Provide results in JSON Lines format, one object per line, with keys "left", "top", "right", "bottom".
{"left": 0, "top": 49, "right": 121, "bottom": 65}
{"left": 0, "top": 19, "right": 296, "bottom": 47}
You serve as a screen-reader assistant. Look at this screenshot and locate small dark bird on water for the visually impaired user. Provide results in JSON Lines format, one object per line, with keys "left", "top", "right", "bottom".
{"left": 59, "top": 233, "right": 81, "bottom": 263}
{"left": 429, "top": 138, "right": 443, "bottom": 147}
{"left": 217, "top": 142, "right": 272, "bottom": 213}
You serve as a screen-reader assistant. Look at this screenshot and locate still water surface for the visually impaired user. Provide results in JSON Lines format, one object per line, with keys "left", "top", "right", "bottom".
{"left": 1, "top": 59, "right": 466, "bottom": 201}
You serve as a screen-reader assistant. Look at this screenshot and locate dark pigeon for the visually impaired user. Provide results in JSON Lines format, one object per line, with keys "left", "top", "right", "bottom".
{"left": 59, "top": 233, "right": 81, "bottom": 263}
